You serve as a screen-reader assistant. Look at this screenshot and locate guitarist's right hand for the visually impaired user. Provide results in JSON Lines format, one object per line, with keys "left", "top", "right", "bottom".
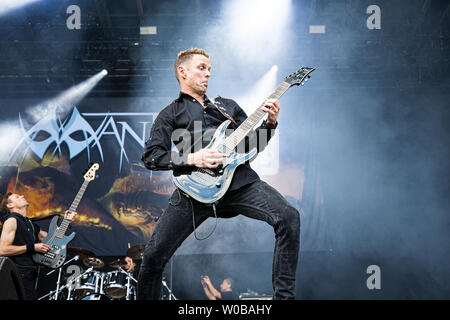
{"left": 187, "top": 149, "right": 226, "bottom": 169}
{"left": 34, "top": 243, "right": 51, "bottom": 253}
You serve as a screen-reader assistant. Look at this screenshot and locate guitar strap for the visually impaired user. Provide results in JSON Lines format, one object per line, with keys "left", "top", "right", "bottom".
{"left": 209, "top": 97, "right": 237, "bottom": 125}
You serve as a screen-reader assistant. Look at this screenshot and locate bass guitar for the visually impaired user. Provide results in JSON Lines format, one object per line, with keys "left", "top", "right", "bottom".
{"left": 32, "top": 163, "right": 99, "bottom": 268}
{"left": 173, "top": 67, "right": 315, "bottom": 204}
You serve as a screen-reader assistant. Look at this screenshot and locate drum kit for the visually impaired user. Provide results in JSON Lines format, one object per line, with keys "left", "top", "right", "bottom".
{"left": 38, "top": 244, "right": 145, "bottom": 300}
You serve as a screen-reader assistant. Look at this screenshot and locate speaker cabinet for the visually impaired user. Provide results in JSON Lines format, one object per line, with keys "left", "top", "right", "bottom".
{"left": 0, "top": 257, "right": 25, "bottom": 300}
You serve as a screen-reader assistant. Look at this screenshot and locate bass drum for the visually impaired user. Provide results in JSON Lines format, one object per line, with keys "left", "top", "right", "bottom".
{"left": 73, "top": 271, "right": 102, "bottom": 299}
{"left": 104, "top": 271, "right": 128, "bottom": 299}
{"left": 81, "top": 293, "right": 110, "bottom": 300}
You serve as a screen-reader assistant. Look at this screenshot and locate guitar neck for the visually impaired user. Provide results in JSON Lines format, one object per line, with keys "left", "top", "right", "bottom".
{"left": 224, "top": 81, "right": 291, "bottom": 150}
{"left": 55, "top": 179, "right": 89, "bottom": 238}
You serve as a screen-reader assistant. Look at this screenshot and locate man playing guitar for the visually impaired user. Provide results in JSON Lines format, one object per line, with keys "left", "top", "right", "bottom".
{"left": 0, "top": 193, "right": 75, "bottom": 299}
{"left": 138, "top": 48, "right": 301, "bottom": 300}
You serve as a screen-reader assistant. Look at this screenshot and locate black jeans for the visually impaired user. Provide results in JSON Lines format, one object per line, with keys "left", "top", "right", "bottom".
{"left": 15, "top": 267, "right": 38, "bottom": 300}
{"left": 137, "top": 180, "right": 300, "bottom": 300}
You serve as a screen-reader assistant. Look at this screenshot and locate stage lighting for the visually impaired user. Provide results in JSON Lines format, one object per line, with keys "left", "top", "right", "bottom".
{"left": 217, "top": 0, "right": 292, "bottom": 64}
{"left": 0, "top": 0, "right": 41, "bottom": 16}
{"left": 236, "top": 65, "right": 280, "bottom": 176}
{"left": 0, "top": 123, "right": 25, "bottom": 163}
{"left": 237, "top": 65, "right": 279, "bottom": 111}
{"left": 26, "top": 69, "right": 109, "bottom": 122}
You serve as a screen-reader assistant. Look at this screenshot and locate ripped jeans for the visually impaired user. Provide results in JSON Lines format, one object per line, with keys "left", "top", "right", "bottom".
{"left": 136, "top": 180, "right": 300, "bottom": 300}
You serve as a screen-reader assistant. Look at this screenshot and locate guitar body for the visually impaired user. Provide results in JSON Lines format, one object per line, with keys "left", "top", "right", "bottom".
{"left": 32, "top": 216, "right": 76, "bottom": 268}
{"left": 173, "top": 120, "right": 257, "bottom": 204}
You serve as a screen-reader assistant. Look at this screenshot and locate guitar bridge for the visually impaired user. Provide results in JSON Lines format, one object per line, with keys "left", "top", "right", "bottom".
{"left": 45, "top": 252, "right": 56, "bottom": 259}
{"left": 201, "top": 168, "right": 215, "bottom": 176}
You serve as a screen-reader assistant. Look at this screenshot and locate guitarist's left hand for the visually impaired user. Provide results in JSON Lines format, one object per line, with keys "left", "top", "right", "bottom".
{"left": 64, "top": 210, "right": 77, "bottom": 222}
{"left": 261, "top": 99, "right": 280, "bottom": 125}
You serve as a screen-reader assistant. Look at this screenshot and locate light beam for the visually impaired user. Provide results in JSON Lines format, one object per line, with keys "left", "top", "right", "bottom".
{"left": 0, "top": 69, "right": 108, "bottom": 163}
{"left": 0, "top": 0, "right": 41, "bottom": 16}
{"left": 26, "top": 69, "right": 108, "bottom": 122}
{"left": 216, "top": 0, "right": 292, "bottom": 64}
{"left": 236, "top": 65, "right": 280, "bottom": 176}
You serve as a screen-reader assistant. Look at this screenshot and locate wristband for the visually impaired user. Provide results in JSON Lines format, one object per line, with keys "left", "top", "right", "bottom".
{"left": 26, "top": 243, "right": 35, "bottom": 254}
{"left": 266, "top": 120, "right": 276, "bottom": 127}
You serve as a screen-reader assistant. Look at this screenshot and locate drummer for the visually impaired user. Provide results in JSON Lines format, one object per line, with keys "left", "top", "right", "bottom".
{"left": 124, "top": 255, "right": 141, "bottom": 280}
{"left": 124, "top": 256, "right": 135, "bottom": 271}
{"left": 123, "top": 244, "right": 144, "bottom": 281}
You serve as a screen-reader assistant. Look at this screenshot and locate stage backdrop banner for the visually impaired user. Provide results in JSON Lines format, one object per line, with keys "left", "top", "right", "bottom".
{"left": 0, "top": 96, "right": 327, "bottom": 256}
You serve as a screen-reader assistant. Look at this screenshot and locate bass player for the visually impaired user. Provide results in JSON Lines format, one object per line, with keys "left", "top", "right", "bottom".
{"left": 0, "top": 192, "right": 75, "bottom": 300}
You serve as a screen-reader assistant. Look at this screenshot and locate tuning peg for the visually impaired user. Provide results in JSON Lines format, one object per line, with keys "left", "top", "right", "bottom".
{"left": 301, "top": 82, "right": 304, "bottom": 86}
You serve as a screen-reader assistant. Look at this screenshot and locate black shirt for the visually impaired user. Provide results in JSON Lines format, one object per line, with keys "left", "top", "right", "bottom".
{"left": 1, "top": 212, "right": 40, "bottom": 267}
{"left": 220, "top": 290, "right": 239, "bottom": 300}
{"left": 141, "top": 92, "right": 278, "bottom": 191}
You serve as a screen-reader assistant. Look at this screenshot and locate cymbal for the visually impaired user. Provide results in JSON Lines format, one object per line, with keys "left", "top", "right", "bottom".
{"left": 83, "top": 257, "right": 104, "bottom": 269}
{"left": 67, "top": 247, "right": 96, "bottom": 259}
{"left": 109, "top": 259, "right": 128, "bottom": 269}
{"left": 126, "top": 244, "right": 145, "bottom": 260}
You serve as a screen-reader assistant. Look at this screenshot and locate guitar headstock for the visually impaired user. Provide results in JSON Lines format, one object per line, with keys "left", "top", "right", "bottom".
{"left": 83, "top": 163, "right": 99, "bottom": 182}
{"left": 284, "top": 67, "right": 316, "bottom": 87}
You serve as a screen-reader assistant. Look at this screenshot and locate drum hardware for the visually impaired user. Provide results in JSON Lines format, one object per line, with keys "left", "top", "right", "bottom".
{"left": 82, "top": 256, "right": 104, "bottom": 269}
{"left": 162, "top": 280, "right": 177, "bottom": 300}
{"left": 68, "top": 263, "right": 137, "bottom": 300}
{"left": 80, "top": 293, "right": 110, "bottom": 300}
{"left": 37, "top": 246, "right": 142, "bottom": 300}
{"left": 104, "top": 266, "right": 137, "bottom": 300}
{"left": 67, "top": 247, "right": 96, "bottom": 260}
{"left": 162, "top": 275, "right": 177, "bottom": 300}
{"left": 38, "top": 255, "right": 80, "bottom": 300}
{"left": 66, "top": 266, "right": 95, "bottom": 300}
{"left": 122, "top": 267, "right": 137, "bottom": 300}
{"left": 71, "top": 268, "right": 105, "bottom": 299}
{"left": 103, "top": 270, "right": 127, "bottom": 299}
{"left": 109, "top": 258, "right": 128, "bottom": 269}
{"left": 162, "top": 257, "right": 176, "bottom": 300}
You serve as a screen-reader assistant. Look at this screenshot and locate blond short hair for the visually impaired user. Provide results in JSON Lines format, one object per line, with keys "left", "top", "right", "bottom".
{"left": 174, "top": 48, "right": 210, "bottom": 82}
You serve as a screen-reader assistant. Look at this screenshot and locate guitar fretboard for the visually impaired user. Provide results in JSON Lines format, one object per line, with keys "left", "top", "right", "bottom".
{"left": 223, "top": 81, "right": 291, "bottom": 151}
{"left": 55, "top": 179, "right": 89, "bottom": 238}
